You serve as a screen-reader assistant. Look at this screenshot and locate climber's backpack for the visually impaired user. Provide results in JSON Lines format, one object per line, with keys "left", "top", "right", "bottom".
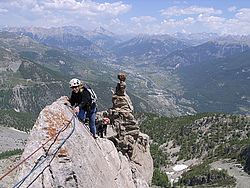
{"left": 83, "top": 84, "right": 98, "bottom": 108}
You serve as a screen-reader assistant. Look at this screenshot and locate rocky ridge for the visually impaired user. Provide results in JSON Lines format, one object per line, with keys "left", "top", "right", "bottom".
{"left": 4, "top": 27, "right": 108, "bottom": 59}
{"left": 160, "top": 40, "right": 250, "bottom": 68}
{"left": 12, "top": 74, "right": 153, "bottom": 188}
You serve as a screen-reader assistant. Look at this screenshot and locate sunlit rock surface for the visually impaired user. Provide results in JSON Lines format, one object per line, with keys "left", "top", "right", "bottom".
{"left": 14, "top": 96, "right": 153, "bottom": 187}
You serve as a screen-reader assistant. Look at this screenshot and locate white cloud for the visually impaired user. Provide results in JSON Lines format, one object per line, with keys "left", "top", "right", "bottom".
{"left": 1, "top": 1, "right": 250, "bottom": 35}
{"left": 108, "top": 18, "right": 128, "bottom": 33}
{"left": 41, "top": 0, "right": 132, "bottom": 19}
{"left": 0, "top": 0, "right": 132, "bottom": 22}
{"left": 228, "top": 6, "right": 237, "bottom": 12}
{"left": 110, "top": 5, "right": 250, "bottom": 35}
{"left": 42, "top": 0, "right": 81, "bottom": 11}
{"left": 0, "top": 8, "right": 8, "bottom": 13}
{"left": 181, "top": 17, "right": 195, "bottom": 25}
{"left": 130, "top": 16, "right": 157, "bottom": 23}
{"left": 197, "top": 14, "right": 226, "bottom": 23}
{"left": 220, "top": 8, "right": 250, "bottom": 35}
{"left": 110, "top": 18, "right": 126, "bottom": 27}
{"left": 159, "top": 16, "right": 195, "bottom": 28}
{"left": 160, "top": 5, "right": 222, "bottom": 18}
{"left": 197, "top": 14, "right": 225, "bottom": 30}
{"left": 235, "top": 8, "right": 250, "bottom": 21}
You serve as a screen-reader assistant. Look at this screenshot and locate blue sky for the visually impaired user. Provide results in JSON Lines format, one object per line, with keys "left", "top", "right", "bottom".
{"left": 0, "top": 0, "right": 250, "bottom": 35}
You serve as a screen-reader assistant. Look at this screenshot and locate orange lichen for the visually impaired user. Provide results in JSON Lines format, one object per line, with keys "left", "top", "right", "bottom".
{"left": 58, "top": 147, "right": 68, "bottom": 154}
{"left": 43, "top": 126, "right": 57, "bottom": 137}
{"left": 57, "top": 147, "right": 68, "bottom": 158}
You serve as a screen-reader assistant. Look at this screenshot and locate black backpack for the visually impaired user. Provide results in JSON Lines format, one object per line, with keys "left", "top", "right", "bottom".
{"left": 83, "top": 84, "right": 97, "bottom": 107}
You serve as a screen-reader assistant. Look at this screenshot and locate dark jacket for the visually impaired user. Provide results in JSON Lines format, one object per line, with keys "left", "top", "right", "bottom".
{"left": 69, "top": 89, "right": 94, "bottom": 111}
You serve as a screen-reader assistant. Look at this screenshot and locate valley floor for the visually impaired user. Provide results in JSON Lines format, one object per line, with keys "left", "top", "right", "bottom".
{"left": 161, "top": 157, "right": 250, "bottom": 187}
{"left": 0, "top": 126, "right": 28, "bottom": 153}
{"left": 210, "top": 159, "right": 250, "bottom": 188}
{"left": 0, "top": 126, "right": 28, "bottom": 187}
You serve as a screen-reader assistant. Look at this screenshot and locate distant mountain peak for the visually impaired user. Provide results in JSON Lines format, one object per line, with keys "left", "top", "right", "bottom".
{"left": 136, "top": 34, "right": 150, "bottom": 38}
{"left": 92, "top": 26, "right": 115, "bottom": 36}
{"left": 61, "top": 25, "right": 88, "bottom": 33}
{"left": 3, "top": 26, "right": 67, "bottom": 36}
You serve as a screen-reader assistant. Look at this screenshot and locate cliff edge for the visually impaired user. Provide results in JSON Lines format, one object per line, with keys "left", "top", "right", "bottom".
{"left": 14, "top": 74, "right": 153, "bottom": 188}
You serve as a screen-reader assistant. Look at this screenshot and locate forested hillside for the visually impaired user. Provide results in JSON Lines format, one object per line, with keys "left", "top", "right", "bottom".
{"left": 134, "top": 111, "right": 250, "bottom": 187}
{"left": 175, "top": 49, "right": 250, "bottom": 115}
{"left": 2, "top": 29, "right": 250, "bottom": 116}
{"left": 0, "top": 46, "right": 152, "bottom": 133}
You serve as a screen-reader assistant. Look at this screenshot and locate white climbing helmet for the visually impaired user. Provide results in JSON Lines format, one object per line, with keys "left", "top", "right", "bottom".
{"left": 69, "top": 78, "right": 81, "bottom": 88}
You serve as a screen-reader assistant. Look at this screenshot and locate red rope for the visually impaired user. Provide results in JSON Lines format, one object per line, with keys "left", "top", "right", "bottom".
{"left": 0, "top": 115, "right": 74, "bottom": 181}
{"left": 0, "top": 110, "right": 114, "bottom": 181}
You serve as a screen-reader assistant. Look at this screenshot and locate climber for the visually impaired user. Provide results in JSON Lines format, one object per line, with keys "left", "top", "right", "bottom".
{"left": 96, "top": 118, "right": 110, "bottom": 138}
{"left": 65, "top": 78, "right": 98, "bottom": 139}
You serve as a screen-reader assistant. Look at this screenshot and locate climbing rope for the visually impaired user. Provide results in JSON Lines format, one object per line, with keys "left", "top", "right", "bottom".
{"left": 13, "top": 114, "right": 77, "bottom": 188}
{"left": 0, "top": 113, "right": 74, "bottom": 182}
{"left": 1, "top": 102, "right": 115, "bottom": 187}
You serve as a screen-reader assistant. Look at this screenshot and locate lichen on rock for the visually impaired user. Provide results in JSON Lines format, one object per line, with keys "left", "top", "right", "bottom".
{"left": 14, "top": 74, "right": 153, "bottom": 188}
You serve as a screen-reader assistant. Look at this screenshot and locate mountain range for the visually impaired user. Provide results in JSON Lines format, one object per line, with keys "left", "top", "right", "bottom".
{"left": 1, "top": 26, "right": 250, "bottom": 187}
{"left": 1, "top": 26, "right": 250, "bottom": 117}
{"left": 159, "top": 40, "right": 250, "bottom": 68}
{"left": 0, "top": 44, "right": 151, "bottom": 133}
{"left": 175, "top": 50, "right": 250, "bottom": 114}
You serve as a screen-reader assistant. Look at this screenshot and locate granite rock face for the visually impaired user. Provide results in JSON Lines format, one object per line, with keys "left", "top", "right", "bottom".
{"left": 14, "top": 93, "right": 153, "bottom": 188}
